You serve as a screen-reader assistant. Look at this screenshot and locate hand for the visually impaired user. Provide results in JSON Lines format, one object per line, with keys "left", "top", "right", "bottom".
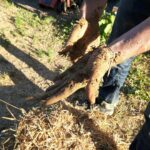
{"left": 60, "top": 18, "right": 100, "bottom": 62}
{"left": 43, "top": 46, "right": 116, "bottom": 106}
{"left": 60, "top": 0, "right": 107, "bottom": 62}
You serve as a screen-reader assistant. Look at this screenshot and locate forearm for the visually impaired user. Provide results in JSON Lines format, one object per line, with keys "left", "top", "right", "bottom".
{"left": 109, "top": 17, "right": 150, "bottom": 64}
{"left": 80, "top": 0, "right": 107, "bottom": 22}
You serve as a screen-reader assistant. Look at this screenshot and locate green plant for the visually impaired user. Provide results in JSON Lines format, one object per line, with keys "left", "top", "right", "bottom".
{"left": 2, "top": 0, "right": 13, "bottom": 8}
{"left": 99, "top": 11, "right": 115, "bottom": 43}
{"left": 36, "top": 49, "right": 47, "bottom": 58}
{"left": 55, "top": 19, "right": 75, "bottom": 40}
{"left": 14, "top": 9, "right": 56, "bottom": 36}
{"left": 47, "top": 48, "right": 55, "bottom": 61}
{"left": 36, "top": 49, "right": 55, "bottom": 61}
{"left": 42, "top": 16, "right": 55, "bottom": 25}
{"left": 123, "top": 54, "right": 150, "bottom": 101}
{"left": 15, "top": 14, "right": 26, "bottom": 36}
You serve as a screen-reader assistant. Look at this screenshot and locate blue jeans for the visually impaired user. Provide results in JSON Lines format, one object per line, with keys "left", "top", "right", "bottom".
{"left": 98, "top": 0, "right": 150, "bottom": 105}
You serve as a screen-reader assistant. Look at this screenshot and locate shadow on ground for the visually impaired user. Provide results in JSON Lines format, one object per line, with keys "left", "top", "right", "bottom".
{"left": 0, "top": 37, "right": 59, "bottom": 129}
{"left": 0, "top": 1, "right": 77, "bottom": 147}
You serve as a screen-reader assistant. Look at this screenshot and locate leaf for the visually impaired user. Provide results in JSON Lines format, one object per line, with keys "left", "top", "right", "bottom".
{"left": 104, "top": 23, "right": 112, "bottom": 34}
{"left": 110, "top": 15, "right": 115, "bottom": 23}
{"left": 99, "top": 19, "right": 106, "bottom": 25}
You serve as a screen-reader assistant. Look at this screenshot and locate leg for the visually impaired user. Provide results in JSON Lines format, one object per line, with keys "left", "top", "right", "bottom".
{"left": 130, "top": 103, "right": 150, "bottom": 150}
{"left": 99, "top": 57, "right": 134, "bottom": 105}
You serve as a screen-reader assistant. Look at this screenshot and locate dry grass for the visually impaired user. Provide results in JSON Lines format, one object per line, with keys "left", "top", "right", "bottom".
{"left": 14, "top": 102, "right": 117, "bottom": 150}
{"left": 12, "top": 95, "right": 147, "bottom": 150}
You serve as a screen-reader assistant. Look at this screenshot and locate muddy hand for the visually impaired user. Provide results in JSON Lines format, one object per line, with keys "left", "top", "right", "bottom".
{"left": 60, "top": 18, "right": 88, "bottom": 56}
{"left": 86, "top": 47, "right": 116, "bottom": 104}
{"left": 44, "top": 47, "right": 116, "bottom": 106}
{"left": 45, "top": 50, "right": 92, "bottom": 106}
{"left": 60, "top": 18, "right": 100, "bottom": 63}
{"left": 45, "top": 70, "right": 88, "bottom": 106}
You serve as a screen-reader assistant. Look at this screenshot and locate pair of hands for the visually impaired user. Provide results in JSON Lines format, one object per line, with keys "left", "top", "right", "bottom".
{"left": 41, "top": 0, "right": 111, "bottom": 106}
{"left": 41, "top": 16, "right": 117, "bottom": 107}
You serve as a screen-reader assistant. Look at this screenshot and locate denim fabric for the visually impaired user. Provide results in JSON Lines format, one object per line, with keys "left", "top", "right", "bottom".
{"left": 130, "top": 103, "right": 150, "bottom": 150}
{"left": 98, "top": 57, "right": 134, "bottom": 105}
{"left": 98, "top": 0, "right": 150, "bottom": 105}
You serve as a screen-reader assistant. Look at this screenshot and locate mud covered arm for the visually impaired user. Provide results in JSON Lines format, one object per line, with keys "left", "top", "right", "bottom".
{"left": 44, "top": 17, "right": 150, "bottom": 106}
{"left": 37, "top": 17, "right": 149, "bottom": 107}
{"left": 80, "top": 0, "right": 107, "bottom": 22}
{"left": 110, "top": 17, "right": 150, "bottom": 62}
{"left": 87, "top": 17, "right": 150, "bottom": 103}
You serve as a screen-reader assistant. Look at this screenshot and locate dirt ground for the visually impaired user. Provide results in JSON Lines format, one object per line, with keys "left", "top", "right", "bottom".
{"left": 0, "top": 1, "right": 149, "bottom": 150}
{"left": 0, "top": 0, "right": 71, "bottom": 128}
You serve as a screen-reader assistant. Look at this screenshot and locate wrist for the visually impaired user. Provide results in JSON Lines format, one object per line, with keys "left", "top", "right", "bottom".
{"left": 80, "top": 0, "right": 107, "bottom": 22}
